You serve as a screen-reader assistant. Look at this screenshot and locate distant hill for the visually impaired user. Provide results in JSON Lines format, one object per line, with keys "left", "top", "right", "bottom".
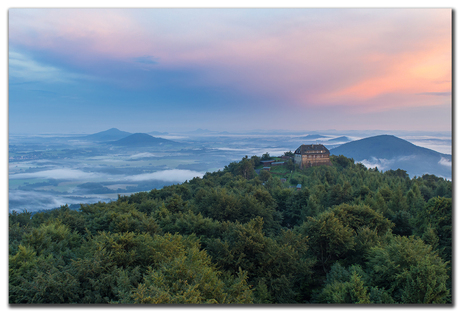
{"left": 300, "top": 134, "right": 329, "bottom": 140}
{"left": 330, "top": 135, "right": 451, "bottom": 179}
{"left": 326, "top": 136, "right": 351, "bottom": 143}
{"left": 81, "top": 128, "right": 132, "bottom": 141}
{"left": 109, "top": 133, "right": 179, "bottom": 147}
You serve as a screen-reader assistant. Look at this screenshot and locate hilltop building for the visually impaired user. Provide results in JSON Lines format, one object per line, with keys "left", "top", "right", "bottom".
{"left": 294, "top": 144, "right": 332, "bottom": 168}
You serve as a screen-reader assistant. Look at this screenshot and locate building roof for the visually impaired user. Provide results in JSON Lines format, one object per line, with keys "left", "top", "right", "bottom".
{"left": 294, "top": 144, "right": 330, "bottom": 155}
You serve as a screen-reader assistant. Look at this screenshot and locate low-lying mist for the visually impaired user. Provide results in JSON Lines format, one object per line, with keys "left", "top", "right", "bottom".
{"left": 9, "top": 130, "right": 452, "bottom": 212}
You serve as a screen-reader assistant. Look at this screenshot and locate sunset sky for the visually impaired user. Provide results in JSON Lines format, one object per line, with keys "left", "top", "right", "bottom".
{"left": 8, "top": 8, "right": 452, "bottom": 134}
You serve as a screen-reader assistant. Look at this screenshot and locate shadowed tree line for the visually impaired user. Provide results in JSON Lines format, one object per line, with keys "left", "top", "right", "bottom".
{"left": 9, "top": 154, "right": 451, "bottom": 304}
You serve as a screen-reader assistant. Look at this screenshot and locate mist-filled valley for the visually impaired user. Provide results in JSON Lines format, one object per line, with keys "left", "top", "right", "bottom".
{"left": 8, "top": 7, "right": 453, "bottom": 305}
{"left": 9, "top": 128, "right": 451, "bottom": 213}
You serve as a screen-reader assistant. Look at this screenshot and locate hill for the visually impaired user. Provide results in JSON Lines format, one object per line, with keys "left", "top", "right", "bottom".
{"left": 326, "top": 136, "right": 351, "bottom": 143}
{"left": 109, "top": 133, "right": 179, "bottom": 147}
{"left": 81, "top": 128, "right": 132, "bottom": 141}
{"left": 9, "top": 153, "right": 452, "bottom": 304}
{"left": 330, "top": 135, "right": 451, "bottom": 179}
{"left": 300, "top": 134, "right": 329, "bottom": 140}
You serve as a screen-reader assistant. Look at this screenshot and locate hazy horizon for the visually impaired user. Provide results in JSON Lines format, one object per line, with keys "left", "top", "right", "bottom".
{"left": 9, "top": 9, "right": 451, "bottom": 134}
{"left": 8, "top": 127, "right": 453, "bottom": 137}
{"left": 8, "top": 129, "right": 452, "bottom": 213}
{"left": 8, "top": 8, "right": 453, "bottom": 212}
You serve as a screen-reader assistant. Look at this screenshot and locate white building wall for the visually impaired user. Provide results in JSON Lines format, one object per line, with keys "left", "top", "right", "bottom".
{"left": 294, "top": 154, "right": 302, "bottom": 166}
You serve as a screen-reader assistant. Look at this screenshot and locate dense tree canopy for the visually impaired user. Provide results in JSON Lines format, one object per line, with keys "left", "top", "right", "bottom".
{"left": 9, "top": 154, "right": 451, "bottom": 304}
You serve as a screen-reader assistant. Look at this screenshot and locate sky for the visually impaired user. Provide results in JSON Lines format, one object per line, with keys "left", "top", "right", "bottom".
{"left": 1, "top": 3, "right": 458, "bottom": 311}
{"left": 8, "top": 8, "right": 452, "bottom": 134}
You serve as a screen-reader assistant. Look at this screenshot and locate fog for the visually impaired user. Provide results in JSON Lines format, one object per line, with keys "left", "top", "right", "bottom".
{"left": 438, "top": 157, "right": 452, "bottom": 167}
{"left": 358, "top": 155, "right": 417, "bottom": 172}
{"left": 10, "top": 168, "right": 101, "bottom": 180}
{"left": 124, "top": 170, "right": 204, "bottom": 182}
{"left": 9, "top": 189, "right": 116, "bottom": 213}
{"left": 9, "top": 130, "right": 451, "bottom": 212}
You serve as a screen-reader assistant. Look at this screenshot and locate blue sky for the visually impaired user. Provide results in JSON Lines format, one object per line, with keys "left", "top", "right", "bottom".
{"left": 8, "top": 8, "right": 452, "bottom": 134}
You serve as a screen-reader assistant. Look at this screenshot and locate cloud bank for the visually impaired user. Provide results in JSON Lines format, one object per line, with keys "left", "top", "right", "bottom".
{"left": 125, "top": 169, "right": 204, "bottom": 182}
{"left": 10, "top": 167, "right": 204, "bottom": 183}
{"left": 10, "top": 168, "right": 99, "bottom": 180}
{"left": 358, "top": 155, "right": 417, "bottom": 172}
{"left": 438, "top": 157, "right": 452, "bottom": 167}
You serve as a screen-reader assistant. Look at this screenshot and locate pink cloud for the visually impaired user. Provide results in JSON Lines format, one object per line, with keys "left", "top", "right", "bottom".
{"left": 154, "top": 9, "right": 451, "bottom": 112}
{"left": 9, "top": 9, "right": 452, "bottom": 111}
{"left": 314, "top": 43, "right": 451, "bottom": 108}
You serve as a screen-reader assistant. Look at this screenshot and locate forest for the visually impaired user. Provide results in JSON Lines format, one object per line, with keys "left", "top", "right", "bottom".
{"left": 9, "top": 154, "right": 452, "bottom": 304}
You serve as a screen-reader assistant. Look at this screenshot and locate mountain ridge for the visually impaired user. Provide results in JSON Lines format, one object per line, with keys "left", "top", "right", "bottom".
{"left": 80, "top": 128, "right": 132, "bottom": 142}
{"left": 109, "top": 133, "right": 179, "bottom": 147}
{"left": 330, "top": 135, "right": 451, "bottom": 179}
{"left": 326, "top": 136, "right": 351, "bottom": 143}
{"left": 300, "top": 134, "right": 329, "bottom": 140}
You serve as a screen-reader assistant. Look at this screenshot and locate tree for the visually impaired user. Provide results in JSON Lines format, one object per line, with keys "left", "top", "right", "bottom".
{"left": 315, "top": 264, "right": 371, "bottom": 304}
{"left": 285, "top": 159, "right": 296, "bottom": 171}
{"left": 328, "top": 184, "right": 343, "bottom": 206}
{"left": 251, "top": 155, "right": 261, "bottom": 167}
{"left": 390, "top": 210, "right": 413, "bottom": 236}
{"left": 330, "top": 204, "right": 393, "bottom": 235}
{"left": 406, "top": 184, "right": 425, "bottom": 216}
{"left": 9, "top": 245, "right": 81, "bottom": 303}
{"left": 9, "top": 152, "right": 453, "bottom": 304}
{"left": 259, "top": 169, "right": 271, "bottom": 182}
{"left": 194, "top": 186, "right": 279, "bottom": 232}
{"left": 239, "top": 157, "right": 256, "bottom": 179}
{"left": 21, "top": 221, "right": 81, "bottom": 263}
{"left": 413, "top": 197, "right": 452, "bottom": 264}
{"left": 327, "top": 204, "right": 393, "bottom": 266}
{"left": 127, "top": 237, "right": 253, "bottom": 304}
{"left": 298, "top": 211, "right": 355, "bottom": 273}
{"left": 387, "top": 186, "right": 408, "bottom": 213}
{"left": 333, "top": 155, "right": 353, "bottom": 169}
{"left": 284, "top": 187, "right": 310, "bottom": 227}
{"left": 205, "top": 218, "right": 315, "bottom": 303}
{"left": 366, "top": 235, "right": 450, "bottom": 303}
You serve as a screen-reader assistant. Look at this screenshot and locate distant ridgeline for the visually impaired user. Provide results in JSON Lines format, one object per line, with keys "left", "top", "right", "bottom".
{"left": 330, "top": 135, "right": 452, "bottom": 180}
{"left": 9, "top": 148, "right": 451, "bottom": 304}
{"left": 77, "top": 128, "right": 179, "bottom": 147}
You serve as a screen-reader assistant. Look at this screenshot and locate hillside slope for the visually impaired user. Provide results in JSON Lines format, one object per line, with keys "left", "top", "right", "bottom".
{"left": 81, "top": 128, "right": 132, "bottom": 141}
{"left": 326, "top": 136, "right": 351, "bottom": 143}
{"left": 9, "top": 153, "right": 452, "bottom": 304}
{"left": 330, "top": 135, "right": 451, "bottom": 179}
{"left": 300, "top": 134, "right": 329, "bottom": 140}
{"left": 109, "top": 133, "right": 179, "bottom": 147}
